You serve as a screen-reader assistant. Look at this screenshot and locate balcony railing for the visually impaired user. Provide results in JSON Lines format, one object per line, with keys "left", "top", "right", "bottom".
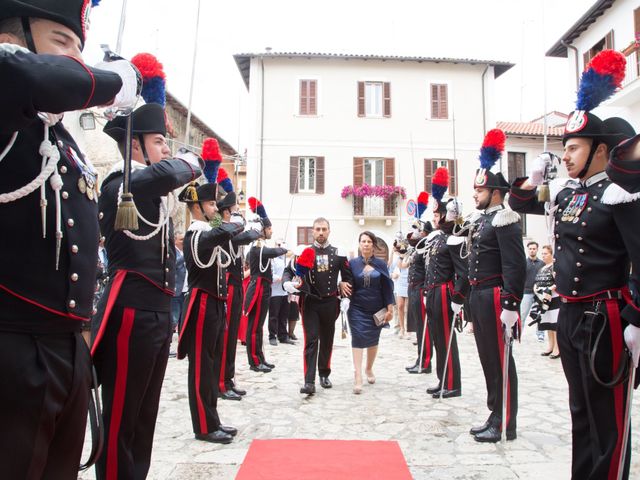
{"left": 622, "top": 42, "right": 639, "bottom": 88}
{"left": 353, "top": 196, "right": 398, "bottom": 218}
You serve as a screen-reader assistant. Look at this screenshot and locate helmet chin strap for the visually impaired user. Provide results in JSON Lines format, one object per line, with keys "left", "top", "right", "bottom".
{"left": 21, "top": 18, "right": 37, "bottom": 53}
{"left": 198, "top": 203, "right": 211, "bottom": 223}
{"left": 577, "top": 140, "right": 600, "bottom": 180}
{"left": 137, "top": 134, "right": 151, "bottom": 166}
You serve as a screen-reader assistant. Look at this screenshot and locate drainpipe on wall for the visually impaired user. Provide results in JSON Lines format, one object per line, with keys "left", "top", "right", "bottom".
{"left": 258, "top": 56, "right": 266, "bottom": 199}
{"left": 561, "top": 40, "right": 580, "bottom": 92}
{"left": 481, "top": 65, "right": 489, "bottom": 136}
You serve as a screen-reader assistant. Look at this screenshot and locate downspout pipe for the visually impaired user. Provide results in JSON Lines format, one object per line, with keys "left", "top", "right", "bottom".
{"left": 481, "top": 65, "right": 489, "bottom": 135}
{"left": 259, "top": 57, "right": 265, "bottom": 199}
{"left": 561, "top": 40, "right": 580, "bottom": 91}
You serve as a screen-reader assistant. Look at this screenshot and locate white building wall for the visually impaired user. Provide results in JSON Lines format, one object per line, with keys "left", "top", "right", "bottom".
{"left": 245, "top": 56, "right": 501, "bottom": 253}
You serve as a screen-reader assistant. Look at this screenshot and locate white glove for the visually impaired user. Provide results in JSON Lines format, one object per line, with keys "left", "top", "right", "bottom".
{"left": 245, "top": 221, "right": 263, "bottom": 234}
{"left": 500, "top": 310, "right": 519, "bottom": 335}
{"left": 451, "top": 302, "right": 462, "bottom": 317}
{"left": 283, "top": 281, "right": 300, "bottom": 294}
{"left": 340, "top": 298, "right": 350, "bottom": 314}
{"left": 529, "top": 152, "right": 554, "bottom": 186}
{"left": 95, "top": 60, "right": 141, "bottom": 117}
{"left": 175, "top": 147, "right": 204, "bottom": 170}
{"left": 624, "top": 324, "right": 640, "bottom": 368}
{"left": 230, "top": 212, "right": 245, "bottom": 225}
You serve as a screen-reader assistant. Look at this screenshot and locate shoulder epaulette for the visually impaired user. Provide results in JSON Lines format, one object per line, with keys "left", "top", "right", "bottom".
{"left": 446, "top": 235, "right": 465, "bottom": 246}
{"left": 492, "top": 209, "right": 521, "bottom": 227}
{"left": 601, "top": 182, "right": 640, "bottom": 205}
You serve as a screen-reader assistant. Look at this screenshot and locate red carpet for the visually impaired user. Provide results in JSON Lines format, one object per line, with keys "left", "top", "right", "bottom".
{"left": 235, "top": 439, "right": 412, "bottom": 479}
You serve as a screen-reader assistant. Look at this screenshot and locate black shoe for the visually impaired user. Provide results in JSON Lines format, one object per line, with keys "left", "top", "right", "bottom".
{"left": 168, "top": 350, "right": 177, "bottom": 358}
{"left": 250, "top": 364, "right": 272, "bottom": 373}
{"left": 469, "top": 418, "right": 493, "bottom": 435}
{"left": 263, "top": 361, "right": 275, "bottom": 369}
{"left": 195, "top": 431, "right": 233, "bottom": 444}
{"left": 319, "top": 376, "right": 332, "bottom": 389}
{"left": 219, "top": 390, "right": 242, "bottom": 401}
{"left": 473, "top": 425, "right": 516, "bottom": 443}
{"left": 289, "top": 333, "right": 298, "bottom": 340}
{"left": 405, "top": 362, "right": 418, "bottom": 372}
{"left": 406, "top": 365, "right": 431, "bottom": 374}
{"left": 230, "top": 386, "right": 247, "bottom": 396}
{"left": 269, "top": 338, "right": 278, "bottom": 346}
{"left": 426, "top": 384, "right": 442, "bottom": 395}
{"left": 433, "top": 388, "right": 461, "bottom": 399}
{"left": 300, "top": 383, "right": 316, "bottom": 395}
{"left": 219, "top": 425, "right": 238, "bottom": 437}
{"left": 280, "top": 338, "right": 296, "bottom": 344}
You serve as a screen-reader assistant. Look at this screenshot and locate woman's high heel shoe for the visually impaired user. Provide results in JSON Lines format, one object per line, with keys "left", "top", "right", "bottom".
{"left": 365, "top": 369, "right": 376, "bottom": 384}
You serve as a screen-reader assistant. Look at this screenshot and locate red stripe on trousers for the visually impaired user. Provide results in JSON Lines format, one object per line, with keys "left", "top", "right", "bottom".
{"left": 218, "top": 284, "right": 234, "bottom": 392}
{"left": 105, "top": 307, "right": 135, "bottom": 480}
{"left": 441, "top": 283, "right": 454, "bottom": 390}
{"left": 300, "top": 297, "right": 308, "bottom": 377}
{"left": 493, "top": 287, "right": 511, "bottom": 429}
{"left": 249, "top": 278, "right": 263, "bottom": 366}
{"left": 195, "top": 292, "right": 209, "bottom": 434}
{"left": 421, "top": 289, "right": 431, "bottom": 368}
{"left": 91, "top": 270, "right": 128, "bottom": 356}
{"left": 605, "top": 299, "right": 625, "bottom": 480}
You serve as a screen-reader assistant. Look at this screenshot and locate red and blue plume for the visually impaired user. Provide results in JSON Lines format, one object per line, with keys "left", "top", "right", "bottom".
{"left": 576, "top": 49, "right": 626, "bottom": 111}
{"left": 131, "top": 53, "right": 166, "bottom": 107}
{"left": 217, "top": 167, "right": 233, "bottom": 193}
{"left": 201, "top": 138, "right": 222, "bottom": 184}
{"left": 479, "top": 129, "right": 506, "bottom": 169}
{"left": 295, "top": 248, "right": 316, "bottom": 277}
{"left": 248, "top": 197, "right": 267, "bottom": 219}
{"left": 417, "top": 191, "right": 429, "bottom": 218}
{"left": 431, "top": 167, "right": 449, "bottom": 203}
{"left": 92, "top": 0, "right": 101, "bottom": 5}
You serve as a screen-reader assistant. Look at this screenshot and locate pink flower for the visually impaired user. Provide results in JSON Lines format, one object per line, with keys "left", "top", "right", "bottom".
{"left": 341, "top": 184, "right": 407, "bottom": 199}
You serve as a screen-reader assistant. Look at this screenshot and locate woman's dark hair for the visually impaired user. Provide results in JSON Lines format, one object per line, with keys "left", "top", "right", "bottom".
{"left": 359, "top": 230, "right": 378, "bottom": 246}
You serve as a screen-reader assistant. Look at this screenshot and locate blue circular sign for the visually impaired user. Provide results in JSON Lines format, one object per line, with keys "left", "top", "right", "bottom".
{"left": 406, "top": 199, "right": 417, "bottom": 216}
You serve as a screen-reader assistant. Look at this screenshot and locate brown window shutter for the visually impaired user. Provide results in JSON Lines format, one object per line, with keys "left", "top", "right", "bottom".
{"left": 297, "top": 227, "right": 304, "bottom": 244}
{"left": 448, "top": 159, "right": 457, "bottom": 196}
{"left": 357, "top": 82, "right": 365, "bottom": 117}
{"left": 605, "top": 30, "right": 614, "bottom": 50}
{"left": 383, "top": 82, "right": 391, "bottom": 117}
{"left": 583, "top": 51, "right": 591, "bottom": 69}
{"left": 635, "top": 8, "right": 640, "bottom": 35}
{"left": 300, "top": 80, "right": 308, "bottom": 115}
{"left": 309, "top": 80, "right": 317, "bottom": 115}
{"left": 430, "top": 84, "right": 439, "bottom": 118}
{"left": 384, "top": 158, "right": 395, "bottom": 185}
{"left": 316, "top": 156, "right": 325, "bottom": 194}
{"left": 424, "top": 159, "right": 433, "bottom": 192}
{"left": 439, "top": 85, "right": 448, "bottom": 119}
{"left": 353, "top": 157, "right": 364, "bottom": 186}
{"left": 290, "top": 156, "right": 299, "bottom": 193}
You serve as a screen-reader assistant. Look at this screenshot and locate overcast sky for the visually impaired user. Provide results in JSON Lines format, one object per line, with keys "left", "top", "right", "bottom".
{"left": 84, "top": 0, "right": 596, "bottom": 152}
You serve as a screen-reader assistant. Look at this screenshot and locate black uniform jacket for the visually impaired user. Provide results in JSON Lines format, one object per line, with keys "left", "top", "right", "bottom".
{"left": 408, "top": 247, "right": 427, "bottom": 289}
{"left": 246, "top": 245, "right": 288, "bottom": 283}
{"left": 468, "top": 205, "right": 526, "bottom": 312}
{"left": 223, "top": 228, "right": 260, "bottom": 287}
{"left": 423, "top": 230, "right": 469, "bottom": 304}
{"left": 282, "top": 244, "right": 353, "bottom": 299}
{"left": 509, "top": 172, "right": 640, "bottom": 326}
{"left": 0, "top": 49, "right": 121, "bottom": 330}
{"left": 98, "top": 159, "right": 200, "bottom": 312}
{"left": 183, "top": 221, "right": 244, "bottom": 299}
{"left": 607, "top": 134, "right": 640, "bottom": 194}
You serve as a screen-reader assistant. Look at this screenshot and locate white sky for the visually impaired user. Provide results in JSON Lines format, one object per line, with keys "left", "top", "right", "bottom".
{"left": 84, "top": 0, "right": 596, "bottom": 152}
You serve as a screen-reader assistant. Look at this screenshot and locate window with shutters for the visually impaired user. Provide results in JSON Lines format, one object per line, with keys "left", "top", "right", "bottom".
{"left": 353, "top": 157, "right": 396, "bottom": 217}
{"left": 297, "top": 226, "right": 314, "bottom": 245}
{"left": 358, "top": 81, "right": 391, "bottom": 117}
{"left": 430, "top": 83, "right": 449, "bottom": 119}
{"left": 424, "top": 159, "right": 457, "bottom": 196}
{"left": 507, "top": 152, "right": 526, "bottom": 183}
{"left": 290, "top": 156, "right": 324, "bottom": 194}
{"left": 299, "top": 79, "right": 317, "bottom": 116}
{"left": 583, "top": 31, "right": 615, "bottom": 67}
{"left": 364, "top": 158, "right": 384, "bottom": 186}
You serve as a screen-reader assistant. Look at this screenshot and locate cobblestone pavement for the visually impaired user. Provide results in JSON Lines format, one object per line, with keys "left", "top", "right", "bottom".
{"left": 79, "top": 322, "right": 640, "bottom": 479}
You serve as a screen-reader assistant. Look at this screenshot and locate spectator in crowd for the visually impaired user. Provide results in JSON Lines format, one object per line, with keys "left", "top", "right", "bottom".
{"left": 521, "top": 241, "right": 545, "bottom": 341}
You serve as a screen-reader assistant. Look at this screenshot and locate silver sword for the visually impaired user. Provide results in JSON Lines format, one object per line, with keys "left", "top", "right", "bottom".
{"left": 617, "top": 356, "right": 635, "bottom": 480}
{"left": 501, "top": 328, "right": 512, "bottom": 443}
{"left": 439, "top": 310, "right": 460, "bottom": 400}
{"left": 417, "top": 300, "right": 428, "bottom": 373}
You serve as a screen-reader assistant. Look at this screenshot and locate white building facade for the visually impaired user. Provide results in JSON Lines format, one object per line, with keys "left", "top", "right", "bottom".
{"left": 547, "top": 0, "right": 640, "bottom": 126}
{"left": 235, "top": 52, "right": 514, "bottom": 258}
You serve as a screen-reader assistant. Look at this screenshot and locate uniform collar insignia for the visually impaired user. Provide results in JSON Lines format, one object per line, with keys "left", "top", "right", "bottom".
{"left": 582, "top": 171, "right": 608, "bottom": 188}
{"left": 484, "top": 204, "right": 504, "bottom": 215}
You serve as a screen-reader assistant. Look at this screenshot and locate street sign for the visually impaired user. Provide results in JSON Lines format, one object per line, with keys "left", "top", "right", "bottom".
{"left": 406, "top": 199, "right": 417, "bottom": 216}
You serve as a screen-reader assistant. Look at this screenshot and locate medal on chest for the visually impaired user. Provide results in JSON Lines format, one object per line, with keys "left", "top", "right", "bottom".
{"left": 66, "top": 146, "right": 98, "bottom": 202}
{"left": 560, "top": 193, "right": 588, "bottom": 224}
{"left": 316, "top": 254, "right": 329, "bottom": 272}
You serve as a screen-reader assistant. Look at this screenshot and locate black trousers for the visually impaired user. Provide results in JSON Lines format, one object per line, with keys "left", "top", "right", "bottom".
{"left": 408, "top": 286, "right": 432, "bottom": 369}
{"left": 93, "top": 306, "right": 172, "bottom": 480}
{"left": 244, "top": 277, "right": 271, "bottom": 367}
{"left": 301, "top": 295, "right": 339, "bottom": 383}
{"left": 268, "top": 295, "right": 290, "bottom": 341}
{"left": 426, "top": 284, "right": 461, "bottom": 391}
{"left": 558, "top": 300, "right": 631, "bottom": 480}
{"left": 468, "top": 286, "right": 518, "bottom": 432}
{"left": 0, "top": 331, "right": 90, "bottom": 480}
{"left": 182, "top": 291, "right": 225, "bottom": 434}
{"left": 219, "top": 282, "right": 243, "bottom": 391}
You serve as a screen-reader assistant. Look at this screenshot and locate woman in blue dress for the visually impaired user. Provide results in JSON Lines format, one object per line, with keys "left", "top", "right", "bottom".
{"left": 347, "top": 231, "right": 395, "bottom": 394}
